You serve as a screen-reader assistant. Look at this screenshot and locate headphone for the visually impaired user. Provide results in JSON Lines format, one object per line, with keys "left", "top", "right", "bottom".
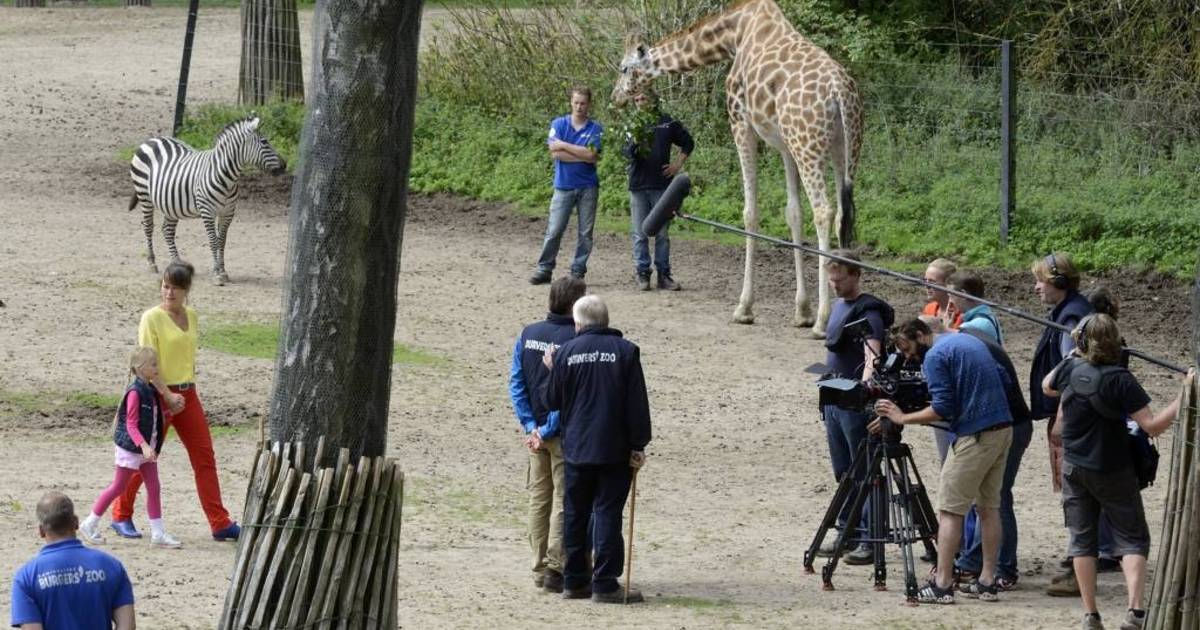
{"left": 1044, "top": 253, "right": 1070, "bottom": 290}
{"left": 1073, "top": 313, "right": 1096, "bottom": 354}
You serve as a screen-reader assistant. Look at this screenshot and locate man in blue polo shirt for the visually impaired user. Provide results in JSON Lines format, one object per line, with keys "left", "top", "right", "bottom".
{"left": 10, "top": 492, "right": 135, "bottom": 630}
{"left": 530, "top": 86, "right": 603, "bottom": 285}
{"left": 875, "top": 318, "right": 1013, "bottom": 605}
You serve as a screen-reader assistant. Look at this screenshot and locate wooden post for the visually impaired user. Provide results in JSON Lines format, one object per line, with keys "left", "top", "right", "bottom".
{"left": 998, "top": 40, "right": 1015, "bottom": 246}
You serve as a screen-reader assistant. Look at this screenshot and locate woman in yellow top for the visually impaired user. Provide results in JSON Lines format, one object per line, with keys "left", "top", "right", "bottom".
{"left": 110, "top": 261, "right": 241, "bottom": 541}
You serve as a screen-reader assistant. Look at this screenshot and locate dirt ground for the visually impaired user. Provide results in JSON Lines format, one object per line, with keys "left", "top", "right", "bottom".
{"left": 0, "top": 7, "right": 1192, "bottom": 629}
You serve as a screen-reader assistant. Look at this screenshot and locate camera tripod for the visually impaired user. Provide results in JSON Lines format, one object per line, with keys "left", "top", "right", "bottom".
{"left": 803, "top": 421, "right": 939, "bottom": 603}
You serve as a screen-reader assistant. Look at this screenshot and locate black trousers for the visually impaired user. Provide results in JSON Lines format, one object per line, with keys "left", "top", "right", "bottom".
{"left": 563, "top": 462, "right": 631, "bottom": 593}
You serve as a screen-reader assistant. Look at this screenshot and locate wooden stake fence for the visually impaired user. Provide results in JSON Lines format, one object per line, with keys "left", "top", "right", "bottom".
{"left": 219, "top": 438, "right": 403, "bottom": 629}
{"left": 1148, "top": 372, "right": 1200, "bottom": 630}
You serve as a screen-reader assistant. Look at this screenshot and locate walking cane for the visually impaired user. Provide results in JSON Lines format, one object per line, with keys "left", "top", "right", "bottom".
{"left": 625, "top": 466, "right": 639, "bottom": 604}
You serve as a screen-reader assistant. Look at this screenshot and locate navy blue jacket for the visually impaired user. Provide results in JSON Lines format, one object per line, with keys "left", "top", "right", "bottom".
{"left": 509, "top": 313, "right": 576, "bottom": 439}
{"left": 541, "top": 327, "right": 652, "bottom": 465}
{"left": 1029, "top": 291, "right": 1092, "bottom": 419}
{"left": 622, "top": 112, "right": 695, "bottom": 191}
{"left": 114, "top": 378, "right": 165, "bottom": 454}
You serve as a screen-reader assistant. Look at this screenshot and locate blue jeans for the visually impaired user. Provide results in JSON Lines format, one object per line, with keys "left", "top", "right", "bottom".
{"left": 536, "top": 187, "right": 597, "bottom": 276}
{"left": 629, "top": 189, "right": 670, "bottom": 276}
{"left": 823, "top": 405, "right": 871, "bottom": 533}
{"left": 563, "top": 462, "right": 631, "bottom": 594}
{"left": 955, "top": 420, "right": 1032, "bottom": 580}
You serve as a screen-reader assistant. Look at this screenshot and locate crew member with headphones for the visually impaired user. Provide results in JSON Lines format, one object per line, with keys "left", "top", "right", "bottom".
{"left": 1029, "top": 252, "right": 1112, "bottom": 598}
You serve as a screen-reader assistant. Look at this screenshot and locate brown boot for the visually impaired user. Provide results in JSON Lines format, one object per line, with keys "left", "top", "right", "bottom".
{"left": 542, "top": 569, "right": 564, "bottom": 593}
{"left": 1046, "top": 568, "right": 1080, "bottom": 597}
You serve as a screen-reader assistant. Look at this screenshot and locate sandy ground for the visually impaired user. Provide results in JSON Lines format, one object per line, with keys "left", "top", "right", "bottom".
{"left": 0, "top": 6, "right": 1192, "bottom": 629}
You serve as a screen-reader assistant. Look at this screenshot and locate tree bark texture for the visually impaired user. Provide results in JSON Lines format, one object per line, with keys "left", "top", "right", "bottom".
{"left": 238, "top": 0, "right": 305, "bottom": 105}
{"left": 268, "top": 0, "right": 423, "bottom": 467}
{"left": 125, "top": 0, "right": 152, "bottom": 6}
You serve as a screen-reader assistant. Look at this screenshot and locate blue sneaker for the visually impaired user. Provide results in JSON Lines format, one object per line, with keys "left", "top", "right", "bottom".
{"left": 212, "top": 522, "right": 241, "bottom": 542}
{"left": 110, "top": 520, "right": 142, "bottom": 539}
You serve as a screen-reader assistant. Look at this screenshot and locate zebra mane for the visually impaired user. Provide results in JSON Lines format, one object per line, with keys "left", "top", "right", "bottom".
{"left": 214, "top": 116, "right": 259, "bottom": 145}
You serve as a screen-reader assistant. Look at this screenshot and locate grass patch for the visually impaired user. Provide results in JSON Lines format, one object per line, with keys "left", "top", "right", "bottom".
{"left": 202, "top": 320, "right": 442, "bottom": 365}
{"left": 0, "top": 390, "right": 121, "bottom": 414}
{"left": 402, "top": 476, "right": 522, "bottom": 529}
{"left": 658, "top": 595, "right": 736, "bottom": 610}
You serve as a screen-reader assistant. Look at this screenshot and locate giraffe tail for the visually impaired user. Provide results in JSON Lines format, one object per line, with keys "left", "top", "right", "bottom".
{"left": 835, "top": 89, "right": 860, "bottom": 248}
{"left": 838, "top": 179, "right": 855, "bottom": 248}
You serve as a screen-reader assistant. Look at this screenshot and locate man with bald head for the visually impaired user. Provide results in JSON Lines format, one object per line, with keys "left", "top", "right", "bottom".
{"left": 10, "top": 492, "right": 135, "bottom": 630}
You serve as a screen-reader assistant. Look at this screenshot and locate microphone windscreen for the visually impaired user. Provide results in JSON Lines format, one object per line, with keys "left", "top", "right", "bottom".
{"left": 641, "top": 173, "right": 691, "bottom": 236}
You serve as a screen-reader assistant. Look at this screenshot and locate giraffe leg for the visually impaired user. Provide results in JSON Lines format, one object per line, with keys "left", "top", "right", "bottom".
{"left": 141, "top": 206, "right": 158, "bottom": 273}
{"left": 781, "top": 152, "right": 814, "bottom": 328}
{"left": 214, "top": 212, "right": 233, "bottom": 285}
{"left": 198, "top": 208, "right": 223, "bottom": 286}
{"left": 798, "top": 168, "right": 835, "bottom": 338}
{"left": 730, "top": 116, "right": 759, "bottom": 325}
{"left": 162, "top": 217, "right": 182, "bottom": 263}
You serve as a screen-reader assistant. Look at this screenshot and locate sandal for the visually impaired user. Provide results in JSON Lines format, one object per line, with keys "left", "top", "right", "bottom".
{"left": 994, "top": 575, "right": 1018, "bottom": 591}
{"left": 917, "top": 580, "right": 955, "bottom": 605}
{"left": 957, "top": 578, "right": 999, "bottom": 602}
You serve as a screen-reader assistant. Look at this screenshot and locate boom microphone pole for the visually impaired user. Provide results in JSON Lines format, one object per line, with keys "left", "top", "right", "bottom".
{"left": 645, "top": 173, "right": 1186, "bottom": 375}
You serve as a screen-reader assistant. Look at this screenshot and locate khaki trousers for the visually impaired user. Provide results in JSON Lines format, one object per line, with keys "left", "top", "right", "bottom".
{"left": 528, "top": 436, "right": 565, "bottom": 577}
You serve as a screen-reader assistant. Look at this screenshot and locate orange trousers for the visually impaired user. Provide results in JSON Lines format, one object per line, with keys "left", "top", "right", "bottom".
{"left": 112, "top": 386, "right": 233, "bottom": 533}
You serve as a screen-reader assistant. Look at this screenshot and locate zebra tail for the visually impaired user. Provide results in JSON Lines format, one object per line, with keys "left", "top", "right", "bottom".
{"left": 128, "top": 193, "right": 138, "bottom": 211}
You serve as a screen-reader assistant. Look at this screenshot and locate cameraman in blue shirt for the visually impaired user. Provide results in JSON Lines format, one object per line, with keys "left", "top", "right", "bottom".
{"left": 10, "top": 492, "right": 135, "bottom": 630}
{"left": 876, "top": 318, "right": 1013, "bottom": 605}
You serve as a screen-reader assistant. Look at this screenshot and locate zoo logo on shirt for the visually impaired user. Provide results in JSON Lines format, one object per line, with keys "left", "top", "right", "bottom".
{"left": 37, "top": 565, "right": 108, "bottom": 590}
{"left": 566, "top": 350, "right": 616, "bottom": 366}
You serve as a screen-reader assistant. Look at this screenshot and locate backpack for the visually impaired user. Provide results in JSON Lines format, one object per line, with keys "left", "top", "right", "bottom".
{"left": 1061, "top": 359, "right": 1159, "bottom": 489}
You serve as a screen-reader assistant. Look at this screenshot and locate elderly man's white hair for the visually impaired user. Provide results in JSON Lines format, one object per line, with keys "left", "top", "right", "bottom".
{"left": 573, "top": 294, "right": 609, "bottom": 328}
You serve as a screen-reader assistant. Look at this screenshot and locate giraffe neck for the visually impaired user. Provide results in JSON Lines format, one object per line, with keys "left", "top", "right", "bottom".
{"left": 649, "top": 0, "right": 766, "bottom": 75}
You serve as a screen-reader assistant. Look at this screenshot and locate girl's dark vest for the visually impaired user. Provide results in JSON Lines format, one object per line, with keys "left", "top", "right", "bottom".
{"left": 114, "top": 379, "right": 165, "bottom": 454}
{"left": 1028, "top": 291, "right": 1092, "bottom": 419}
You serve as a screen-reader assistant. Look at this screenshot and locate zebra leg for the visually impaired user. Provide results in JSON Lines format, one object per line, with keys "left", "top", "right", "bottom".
{"left": 141, "top": 207, "right": 158, "bottom": 273}
{"left": 199, "top": 209, "right": 224, "bottom": 286}
{"left": 214, "top": 213, "right": 234, "bottom": 285}
{"left": 162, "top": 217, "right": 182, "bottom": 262}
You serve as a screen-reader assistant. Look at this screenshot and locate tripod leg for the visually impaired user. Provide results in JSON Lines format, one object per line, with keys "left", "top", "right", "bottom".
{"left": 904, "top": 450, "right": 940, "bottom": 562}
{"left": 821, "top": 440, "right": 881, "bottom": 591}
{"left": 872, "top": 464, "right": 888, "bottom": 591}
{"left": 803, "top": 441, "right": 863, "bottom": 573}
{"left": 893, "top": 451, "right": 921, "bottom": 604}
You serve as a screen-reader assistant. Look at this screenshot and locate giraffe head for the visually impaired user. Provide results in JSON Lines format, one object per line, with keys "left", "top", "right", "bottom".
{"left": 611, "top": 37, "right": 656, "bottom": 108}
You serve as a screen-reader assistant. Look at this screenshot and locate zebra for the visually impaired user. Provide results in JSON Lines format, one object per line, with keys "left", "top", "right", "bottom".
{"left": 129, "top": 115, "right": 287, "bottom": 285}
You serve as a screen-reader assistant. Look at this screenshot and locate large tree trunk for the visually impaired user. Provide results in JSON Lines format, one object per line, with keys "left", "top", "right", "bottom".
{"left": 267, "top": 0, "right": 423, "bottom": 467}
{"left": 238, "top": 0, "right": 305, "bottom": 105}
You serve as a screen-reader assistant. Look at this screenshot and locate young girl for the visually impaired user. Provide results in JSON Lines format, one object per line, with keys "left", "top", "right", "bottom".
{"left": 79, "top": 347, "right": 182, "bottom": 548}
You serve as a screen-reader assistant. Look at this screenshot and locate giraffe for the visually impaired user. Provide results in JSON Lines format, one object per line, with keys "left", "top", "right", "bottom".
{"left": 612, "top": 0, "right": 863, "bottom": 338}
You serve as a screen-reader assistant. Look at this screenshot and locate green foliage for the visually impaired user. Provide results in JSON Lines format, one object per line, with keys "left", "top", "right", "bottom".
{"left": 201, "top": 320, "right": 442, "bottom": 365}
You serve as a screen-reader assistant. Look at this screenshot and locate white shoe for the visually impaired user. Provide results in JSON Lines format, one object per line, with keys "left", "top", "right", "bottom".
{"left": 151, "top": 532, "right": 183, "bottom": 549}
{"left": 79, "top": 519, "right": 105, "bottom": 545}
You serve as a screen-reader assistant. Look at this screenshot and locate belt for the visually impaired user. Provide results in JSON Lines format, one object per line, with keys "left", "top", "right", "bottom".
{"left": 169, "top": 382, "right": 194, "bottom": 391}
{"left": 978, "top": 422, "right": 1012, "bottom": 435}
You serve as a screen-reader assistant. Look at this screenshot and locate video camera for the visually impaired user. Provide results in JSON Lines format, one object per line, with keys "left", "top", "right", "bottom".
{"left": 816, "top": 317, "right": 930, "bottom": 417}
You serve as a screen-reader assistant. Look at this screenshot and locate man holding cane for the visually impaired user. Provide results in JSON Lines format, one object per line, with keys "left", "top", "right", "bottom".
{"left": 542, "top": 295, "right": 652, "bottom": 604}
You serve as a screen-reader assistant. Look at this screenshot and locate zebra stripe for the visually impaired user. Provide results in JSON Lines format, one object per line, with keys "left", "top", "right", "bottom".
{"left": 129, "top": 115, "right": 286, "bottom": 285}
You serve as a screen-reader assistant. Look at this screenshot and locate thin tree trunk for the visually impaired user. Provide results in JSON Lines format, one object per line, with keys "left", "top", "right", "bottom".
{"left": 125, "top": 0, "right": 152, "bottom": 7}
{"left": 14, "top": 0, "right": 47, "bottom": 7}
{"left": 238, "top": 0, "right": 305, "bottom": 105}
{"left": 267, "top": 0, "right": 423, "bottom": 467}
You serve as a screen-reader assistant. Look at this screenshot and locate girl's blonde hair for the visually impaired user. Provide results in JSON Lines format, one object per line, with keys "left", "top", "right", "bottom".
{"left": 129, "top": 346, "right": 157, "bottom": 378}
{"left": 1073, "top": 313, "right": 1123, "bottom": 366}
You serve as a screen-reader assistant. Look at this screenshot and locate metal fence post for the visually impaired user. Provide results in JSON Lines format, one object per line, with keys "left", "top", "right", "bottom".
{"left": 172, "top": 0, "right": 201, "bottom": 136}
{"left": 999, "top": 40, "right": 1015, "bottom": 246}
